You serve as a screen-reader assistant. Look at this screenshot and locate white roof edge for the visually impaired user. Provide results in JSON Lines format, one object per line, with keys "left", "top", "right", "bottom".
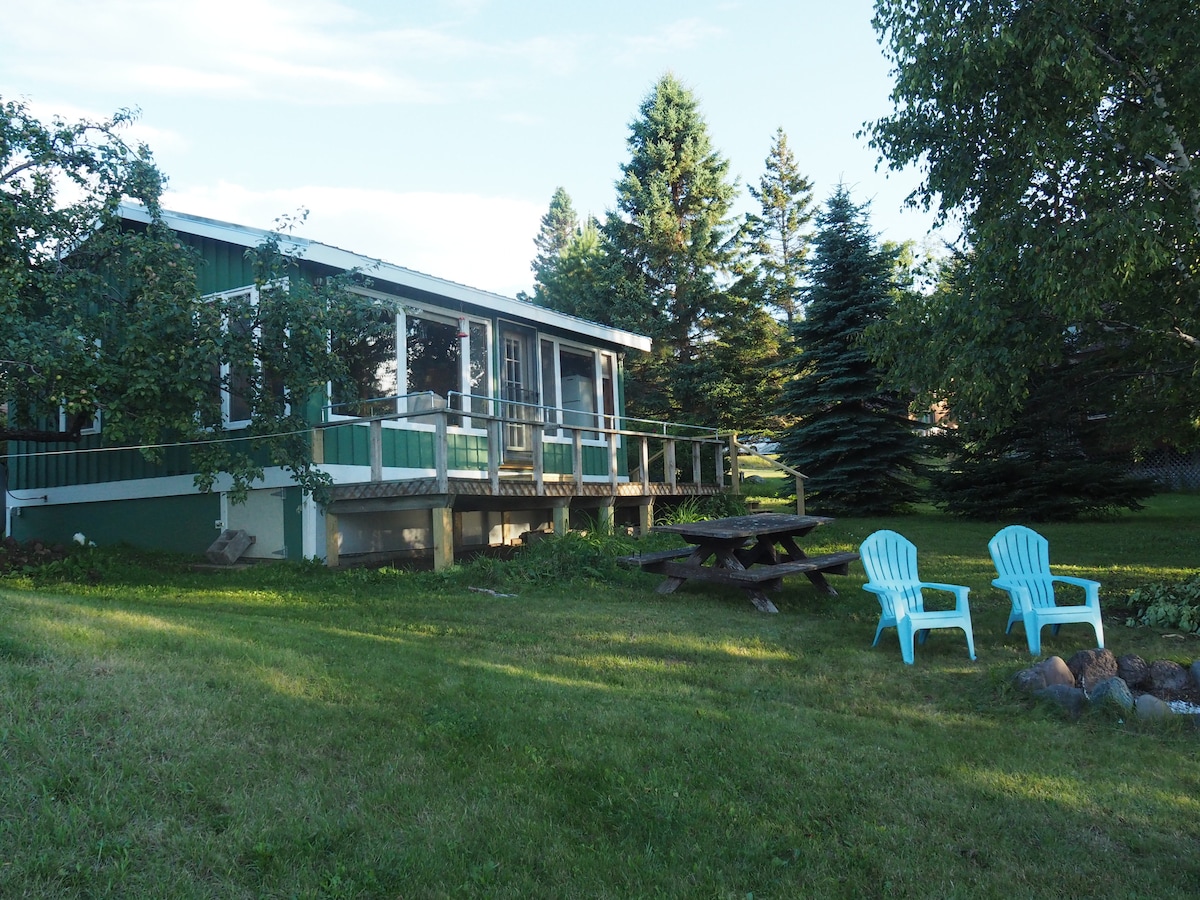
{"left": 119, "top": 203, "right": 652, "bottom": 352}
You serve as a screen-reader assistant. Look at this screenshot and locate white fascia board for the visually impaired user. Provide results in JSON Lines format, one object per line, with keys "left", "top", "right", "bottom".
{"left": 120, "top": 203, "right": 652, "bottom": 353}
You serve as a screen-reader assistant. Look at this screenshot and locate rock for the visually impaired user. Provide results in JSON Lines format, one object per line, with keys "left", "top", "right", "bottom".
{"left": 1034, "top": 684, "right": 1087, "bottom": 720}
{"left": 1192, "top": 661, "right": 1200, "bottom": 690}
{"left": 1013, "top": 666, "right": 1047, "bottom": 693}
{"left": 1089, "top": 677, "right": 1133, "bottom": 712}
{"left": 1116, "top": 654, "right": 1150, "bottom": 690}
{"left": 1135, "top": 693, "right": 1172, "bottom": 720}
{"left": 1038, "top": 656, "right": 1075, "bottom": 688}
{"left": 1067, "top": 648, "right": 1117, "bottom": 691}
{"left": 1148, "top": 659, "right": 1190, "bottom": 695}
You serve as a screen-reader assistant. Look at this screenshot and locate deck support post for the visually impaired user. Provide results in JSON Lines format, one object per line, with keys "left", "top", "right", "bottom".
{"left": 638, "top": 500, "right": 654, "bottom": 537}
{"left": 431, "top": 506, "right": 454, "bottom": 571}
{"left": 324, "top": 511, "right": 339, "bottom": 568}
{"left": 596, "top": 500, "right": 615, "bottom": 533}
{"left": 552, "top": 504, "right": 569, "bottom": 536}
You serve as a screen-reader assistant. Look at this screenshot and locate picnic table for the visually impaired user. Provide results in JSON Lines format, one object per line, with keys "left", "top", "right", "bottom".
{"left": 619, "top": 512, "right": 860, "bottom": 613}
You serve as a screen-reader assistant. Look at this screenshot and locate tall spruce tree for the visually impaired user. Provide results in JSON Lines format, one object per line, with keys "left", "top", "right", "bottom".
{"left": 777, "top": 186, "right": 922, "bottom": 515}
{"left": 601, "top": 73, "right": 744, "bottom": 423}
{"left": 745, "top": 128, "right": 816, "bottom": 326}
{"left": 526, "top": 187, "right": 580, "bottom": 305}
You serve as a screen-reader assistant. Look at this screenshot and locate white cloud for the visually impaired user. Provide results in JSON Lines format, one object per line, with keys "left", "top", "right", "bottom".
{"left": 2, "top": 0, "right": 577, "bottom": 106}
{"left": 163, "top": 181, "right": 543, "bottom": 297}
{"left": 616, "top": 18, "right": 724, "bottom": 62}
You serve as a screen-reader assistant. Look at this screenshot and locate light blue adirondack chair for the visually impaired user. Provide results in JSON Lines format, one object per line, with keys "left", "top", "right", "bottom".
{"left": 859, "top": 530, "right": 976, "bottom": 665}
{"left": 988, "top": 525, "right": 1104, "bottom": 656}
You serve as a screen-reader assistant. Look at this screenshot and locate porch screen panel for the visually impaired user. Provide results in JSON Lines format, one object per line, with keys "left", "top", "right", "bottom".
{"left": 559, "top": 347, "right": 596, "bottom": 438}
{"left": 540, "top": 339, "right": 558, "bottom": 437}
{"left": 469, "top": 321, "right": 490, "bottom": 419}
{"left": 331, "top": 308, "right": 398, "bottom": 416}
{"left": 406, "top": 313, "right": 460, "bottom": 413}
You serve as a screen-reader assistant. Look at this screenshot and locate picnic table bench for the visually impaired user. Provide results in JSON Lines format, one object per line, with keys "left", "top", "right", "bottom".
{"left": 619, "top": 513, "right": 860, "bottom": 613}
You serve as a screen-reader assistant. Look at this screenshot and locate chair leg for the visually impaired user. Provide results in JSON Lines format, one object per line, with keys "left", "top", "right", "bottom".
{"left": 897, "top": 618, "right": 916, "bottom": 665}
{"left": 1093, "top": 618, "right": 1105, "bottom": 649}
{"left": 962, "top": 623, "right": 976, "bottom": 662}
{"left": 1026, "top": 623, "right": 1042, "bottom": 656}
{"left": 872, "top": 621, "right": 886, "bottom": 648}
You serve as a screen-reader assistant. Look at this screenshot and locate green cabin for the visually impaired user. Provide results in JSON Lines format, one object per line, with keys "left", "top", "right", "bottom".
{"left": 5, "top": 207, "right": 731, "bottom": 567}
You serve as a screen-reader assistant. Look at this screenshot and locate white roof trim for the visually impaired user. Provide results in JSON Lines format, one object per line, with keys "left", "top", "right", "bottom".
{"left": 120, "top": 203, "right": 652, "bottom": 352}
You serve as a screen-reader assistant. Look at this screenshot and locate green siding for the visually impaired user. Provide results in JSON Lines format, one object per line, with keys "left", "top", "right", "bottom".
{"left": 11, "top": 494, "right": 220, "bottom": 556}
{"left": 190, "top": 234, "right": 257, "bottom": 295}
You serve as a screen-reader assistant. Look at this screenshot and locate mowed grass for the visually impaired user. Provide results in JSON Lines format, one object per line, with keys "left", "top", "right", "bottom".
{"left": 2, "top": 496, "right": 1200, "bottom": 898}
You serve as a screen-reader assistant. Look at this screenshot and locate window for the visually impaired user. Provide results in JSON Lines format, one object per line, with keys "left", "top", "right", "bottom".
{"left": 468, "top": 321, "right": 491, "bottom": 419}
{"left": 559, "top": 347, "right": 597, "bottom": 432}
{"left": 329, "top": 293, "right": 491, "bottom": 428}
{"left": 404, "top": 311, "right": 460, "bottom": 414}
{"left": 205, "top": 286, "right": 289, "bottom": 427}
{"left": 59, "top": 407, "right": 100, "bottom": 436}
{"left": 331, "top": 306, "right": 398, "bottom": 417}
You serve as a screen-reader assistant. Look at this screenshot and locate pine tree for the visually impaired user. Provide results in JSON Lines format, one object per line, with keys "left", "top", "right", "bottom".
{"left": 777, "top": 186, "right": 922, "bottom": 515}
{"left": 529, "top": 187, "right": 579, "bottom": 299}
{"left": 601, "top": 73, "right": 745, "bottom": 423}
{"left": 745, "top": 128, "right": 815, "bottom": 326}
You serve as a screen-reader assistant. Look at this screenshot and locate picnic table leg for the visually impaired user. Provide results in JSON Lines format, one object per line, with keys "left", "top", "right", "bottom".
{"left": 779, "top": 534, "right": 839, "bottom": 597}
{"left": 654, "top": 546, "right": 713, "bottom": 595}
{"left": 714, "top": 548, "right": 780, "bottom": 614}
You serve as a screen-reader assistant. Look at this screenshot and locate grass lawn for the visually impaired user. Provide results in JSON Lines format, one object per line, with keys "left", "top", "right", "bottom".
{"left": 2, "top": 495, "right": 1200, "bottom": 898}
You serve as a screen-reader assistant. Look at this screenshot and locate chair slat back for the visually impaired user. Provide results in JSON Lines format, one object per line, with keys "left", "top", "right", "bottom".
{"left": 988, "top": 525, "right": 1056, "bottom": 608}
{"left": 860, "top": 530, "right": 926, "bottom": 615}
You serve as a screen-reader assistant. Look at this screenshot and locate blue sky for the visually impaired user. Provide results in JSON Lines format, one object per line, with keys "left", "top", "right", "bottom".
{"left": 1, "top": 0, "right": 944, "bottom": 297}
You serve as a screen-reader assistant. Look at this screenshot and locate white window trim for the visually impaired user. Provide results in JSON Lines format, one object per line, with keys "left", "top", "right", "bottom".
{"left": 540, "top": 337, "right": 619, "bottom": 447}
{"left": 204, "top": 283, "right": 292, "bottom": 429}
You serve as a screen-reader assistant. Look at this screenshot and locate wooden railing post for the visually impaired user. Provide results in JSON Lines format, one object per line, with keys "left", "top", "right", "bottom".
{"left": 795, "top": 476, "right": 805, "bottom": 515}
{"left": 572, "top": 428, "right": 584, "bottom": 491}
{"left": 639, "top": 436, "right": 649, "bottom": 494}
{"left": 608, "top": 429, "right": 619, "bottom": 492}
{"left": 369, "top": 419, "right": 383, "bottom": 482}
{"left": 434, "top": 413, "right": 449, "bottom": 494}
{"left": 715, "top": 440, "right": 725, "bottom": 490}
{"left": 487, "top": 417, "right": 501, "bottom": 493}
{"left": 665, "top": 439, "right": 677, "bottom": 491}
{"left": 692, "top": 442, "right": 702, "bottom": 486}
{"left": 728, "top": 432, "right": 740, "bottom": 495}
{"left": 533, "top": 422, "right": 545, "bottom": 493}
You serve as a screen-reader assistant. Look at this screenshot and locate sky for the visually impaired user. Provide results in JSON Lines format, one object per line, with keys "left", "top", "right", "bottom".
{"left": 1, "top": 0, "right": 945, "bottom": 299}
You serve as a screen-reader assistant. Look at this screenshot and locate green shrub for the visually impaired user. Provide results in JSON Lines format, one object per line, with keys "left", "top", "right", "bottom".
{"left": 1125, "top": 573, "right": 1200, "bottom": 633}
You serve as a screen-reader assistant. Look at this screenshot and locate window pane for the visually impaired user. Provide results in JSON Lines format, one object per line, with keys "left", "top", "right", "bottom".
{"left": 601, "top": 353, "right": 616, "bottom": 430}
{"left": 559, "top": 348, "right": 596, "bottom": 433}
{"left": 227, "top": 308, "right": 255, "bottom": 424}
{"left": 540, "top": 339, "right": 557, "bottom": 435}
{"left": 407, "top": 314, "right": 461, "bottom": 401}
{"left": 332, "top": 308, "right": 397, "bottom": 416}
{"left": 469, "top": 321, "right": 490, "bottom": 417}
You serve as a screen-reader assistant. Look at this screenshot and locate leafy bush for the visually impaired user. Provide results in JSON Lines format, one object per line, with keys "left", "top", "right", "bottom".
{"left": 656, "top": 494, "right": 746, "bottom": 525}
{"left": 1124, "top": 573, "right": 1200, "bottom": 634}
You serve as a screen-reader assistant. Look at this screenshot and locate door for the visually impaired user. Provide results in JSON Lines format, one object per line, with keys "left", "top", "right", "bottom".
{"left": 225, "top": 488, "right": 287, "bottom": 559}
{"left": 499, "top": 322, "right": 538, "bottom": 465}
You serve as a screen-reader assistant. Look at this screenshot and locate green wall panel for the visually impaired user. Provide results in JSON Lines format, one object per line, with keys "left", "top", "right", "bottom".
{"left": 11, "top": 494, "right": 221, "bottom": 556}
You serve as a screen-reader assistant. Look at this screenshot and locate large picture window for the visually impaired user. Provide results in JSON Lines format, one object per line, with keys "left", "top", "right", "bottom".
{"left": 330, "top": 294, "right": 491, "bottom": 428}
{"left": 331, "top": 307, "right": 398, "bottom": 417}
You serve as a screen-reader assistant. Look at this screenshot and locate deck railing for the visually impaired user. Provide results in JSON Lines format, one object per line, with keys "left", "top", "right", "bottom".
{"left": 317, "top": 391, "right": 729, "bottom": 496}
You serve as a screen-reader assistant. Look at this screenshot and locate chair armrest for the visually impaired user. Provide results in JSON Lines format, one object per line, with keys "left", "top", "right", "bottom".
{"left": 917, "top": 582, "right": 971, "bottom": 609}
{"left": 862, "top": 583, "right": 910, "bottom": 617}
{"left": 1049, "top": 575, "right": 1101, "bottom": 606}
